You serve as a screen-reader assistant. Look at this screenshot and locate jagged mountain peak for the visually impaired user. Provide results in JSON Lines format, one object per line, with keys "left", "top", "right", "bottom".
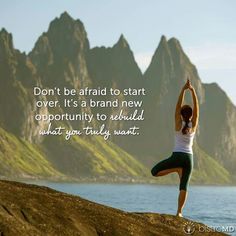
{"left": 144, "top": 35, "right": 204, "bottom": 105}
{"left": 114, "top": 34, "right": 130, "bottom": 49}
{"left": 0, "top": 27, "right": 10, "bottom": 36}
{"left": 144, "top": 35, "right": 171, "bottom": 76}
{"left": 50, "top": 11, "right": 75, "bottom": 25}
{"left": 167, "top": 37, "right": 186, "bottom": 57}
{"left": 60, "top": 11, "right": 73, "bottom": 21}
{"left": 152, "top": 36, "right": 183, "bottom": 58}
{"left": 47, "top": 11, "right": 85, "bottom": 36}
{"left": 0, "top": 28, "right": 15, "bottom": 62}
{"left": 160, "top": 35, "right": 167, "bottom": 43}
{"left": 30, "top": 12, "right": 90, "bottom": 67}
{"left": 168, "top": 37, "right": 181, "bottom": 46}
{"left": 52, "top": 11, "right": 86, "bottom": 29}
{"left": 152, "top": 35, "right": 169, "bottom": 57}
{"left": 29, "top": 12, "right": 91, "bottom": 88}
{"left": 145, "top": 35, "right": 197, "bottom": 76}
{"left": 155, "top": 36, "right": 186, "bottom": 57}
{"left": 159, "top": 35, "right": 169, "bottom": 47}
{"left": 0, "top": 28, "right": 13, "bottom": 46}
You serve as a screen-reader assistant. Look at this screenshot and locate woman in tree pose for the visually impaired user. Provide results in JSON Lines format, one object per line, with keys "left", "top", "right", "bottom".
{"left": 151, "top": 79, "right": 199, "bottom": 217}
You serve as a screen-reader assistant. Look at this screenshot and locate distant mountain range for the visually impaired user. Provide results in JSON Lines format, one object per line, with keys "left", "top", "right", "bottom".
{"left": 0, "top": 12, "right": 235, "bottom": 184}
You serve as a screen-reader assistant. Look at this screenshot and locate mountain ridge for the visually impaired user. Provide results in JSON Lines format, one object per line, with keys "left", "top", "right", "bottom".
{"left": 0, "top": 12, "right": 235, "bottom": 183}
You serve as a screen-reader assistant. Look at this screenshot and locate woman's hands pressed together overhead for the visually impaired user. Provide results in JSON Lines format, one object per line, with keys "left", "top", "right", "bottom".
{"left": 183, "top": 78, "right": 194, "bottom": 91}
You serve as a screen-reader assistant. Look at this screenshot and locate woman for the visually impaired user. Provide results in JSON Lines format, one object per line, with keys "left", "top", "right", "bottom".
{"left": 151, "top": 79, "right": 199, "bottom": 217}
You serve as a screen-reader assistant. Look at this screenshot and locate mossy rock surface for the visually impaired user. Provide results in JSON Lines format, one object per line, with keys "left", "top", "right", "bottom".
{"left": 0, "top": 180, "right": 226, "bottom": 236}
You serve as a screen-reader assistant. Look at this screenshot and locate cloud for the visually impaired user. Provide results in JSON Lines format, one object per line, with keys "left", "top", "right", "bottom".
{"left": 134, "top": 43, "right": 236, "bottom": 73}
{"left": 134, "top": 52, "right": 152, "bottom": 73}
{"left": 185, "top": 43, "right": 236, "bottom": 70}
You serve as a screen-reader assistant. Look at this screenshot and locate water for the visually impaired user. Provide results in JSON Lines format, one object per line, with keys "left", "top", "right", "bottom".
{"left": 27, "top": 182, "right": 236, "bottom": 235}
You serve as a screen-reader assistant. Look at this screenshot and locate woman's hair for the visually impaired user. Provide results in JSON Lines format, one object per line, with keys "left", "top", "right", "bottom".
{"left": 180, "top": 105, "right": 193, "bottom": 134}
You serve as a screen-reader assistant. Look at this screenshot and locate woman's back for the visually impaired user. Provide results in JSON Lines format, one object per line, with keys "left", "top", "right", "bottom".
{"left": 173, "top": 121, "right": 195, "bottom": 154}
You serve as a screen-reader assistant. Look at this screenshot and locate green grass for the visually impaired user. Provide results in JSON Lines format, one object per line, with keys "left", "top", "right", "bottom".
{"left": 0, "top": 127, "right": 64, "bottom": 178}
{"left": 41, "top": 132, "right": 149, "bottom": 178}
{"left": 191, "top": 143, "right": 231, "bottom": 184}
{"left": 0, "top": 125, "right": 232, "bottom": 184}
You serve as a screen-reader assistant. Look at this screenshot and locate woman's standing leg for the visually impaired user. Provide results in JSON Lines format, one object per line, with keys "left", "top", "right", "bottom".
{"left": 177, "top": 190, "right": 187, "bottom": 217}
{"left": 176, "top": 159, "right": 192, "bottom": 217}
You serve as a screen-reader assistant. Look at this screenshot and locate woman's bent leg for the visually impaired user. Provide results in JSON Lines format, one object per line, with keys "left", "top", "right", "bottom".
{"left": 151, "top": 153, "right": 180, "bottom": 177}
{"left": 156, "top": 168, "right": 181, "bottom": 176}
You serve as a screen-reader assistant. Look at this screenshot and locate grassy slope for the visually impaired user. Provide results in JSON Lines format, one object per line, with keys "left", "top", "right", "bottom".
{"left": 0, "top": 127, "right": 65, "bottom": 179}
{"left": 0, "top": 126, "right": 232, "bottom": 184}
{"left": 191, "top": 143, "right": 231, "bottom": 184}
{"left": 42, "top": 134, "right": 149, "bottom": 178}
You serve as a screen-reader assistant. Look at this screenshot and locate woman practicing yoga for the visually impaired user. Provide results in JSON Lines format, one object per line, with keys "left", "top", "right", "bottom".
{"left": 151, "top": 79, "right": 199, "bottom": 217}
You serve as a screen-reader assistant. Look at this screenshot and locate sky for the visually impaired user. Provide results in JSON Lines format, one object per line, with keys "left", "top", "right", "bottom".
{"left": 1, "top": 0, "right": 236, "bottom": 105}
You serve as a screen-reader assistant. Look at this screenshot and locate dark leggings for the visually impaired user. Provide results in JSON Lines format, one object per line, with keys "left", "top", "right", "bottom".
{"left": 151, "top": 152, "right": 193, "bottom": 191}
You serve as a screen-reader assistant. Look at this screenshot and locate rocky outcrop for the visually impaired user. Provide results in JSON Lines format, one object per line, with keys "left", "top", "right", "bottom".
{"left": 0, "top": 180, "right": 226, "bottom": 235}
{"left": 86, "top": 33, "right": 144, "bottom": 141}
{"left": 0, "top": 28, "right": 48, "bottom": 143}
{"left": 29, "top": 11, "right": 93, "bottom": 130}
{"left": 199, "top": 83, "right": 236, "bottom": 172}
{"left": 0, "top": 13, "right": 149, "bottom": 180}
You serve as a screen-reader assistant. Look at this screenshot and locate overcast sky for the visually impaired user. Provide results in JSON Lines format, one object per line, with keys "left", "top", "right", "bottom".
{"left": 1, "top": 0, "right": 235, "bottom": 105}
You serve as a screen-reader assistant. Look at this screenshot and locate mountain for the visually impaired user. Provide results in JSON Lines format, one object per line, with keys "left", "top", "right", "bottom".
{"left": 29, "top": 12, "right": 92, "bottom": 130}
{"left": 87, "top": 34, "right": 143, "bottom": 89}
{"left": 86, "top": 34, "right": 144, "bottom": 144}
{"left": 29, "top": 12, "right": 90, "bottom": 89}
{"left": 0, "top": 13, "right": 149, "bottom": 181}
{"left": 138, "top": 36, "right": 236, "bottom": 177}
{"left": 141, "top": 36, "right": 204, "bottom": 157}
{"left": 0, "top": 28, "right": 48, "bottom": 143}
{"left": 0, "top": 12, "right": 235, "bottom": 183}
{"left": 199, "top": 83, "right": 236, "bottom": 172}
{"left": 86, "top": 33, "right": 234, "bottom": 183}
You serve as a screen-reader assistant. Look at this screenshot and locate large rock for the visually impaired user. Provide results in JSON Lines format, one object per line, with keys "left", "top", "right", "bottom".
{"left": 0, "top": 180, "right": 226, "bottom": 235}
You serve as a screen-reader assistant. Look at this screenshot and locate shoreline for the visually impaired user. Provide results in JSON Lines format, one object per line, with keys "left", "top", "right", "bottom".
{"left": 1, "top": 176, "right": 235, "bottom": 187}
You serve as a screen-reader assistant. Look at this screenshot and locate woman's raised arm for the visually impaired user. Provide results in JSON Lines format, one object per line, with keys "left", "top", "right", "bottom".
{"left": 175, "top": 80, "right": 189, "bottom": 130}
{"left": 189, "top": 86, "right": 199, "bottom": 130}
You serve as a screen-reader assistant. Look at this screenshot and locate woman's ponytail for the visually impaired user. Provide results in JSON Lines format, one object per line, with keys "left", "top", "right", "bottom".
{"left": 182, "top": 120, "right": 190, "bottom": 134}
{"left": 180, "top": 105, "right": 193, "bottom": 135}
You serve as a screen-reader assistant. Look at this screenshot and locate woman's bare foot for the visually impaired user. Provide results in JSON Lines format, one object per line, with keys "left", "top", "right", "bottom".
{"left": 176, "top": 212, "right": 183, "bottom": 217}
